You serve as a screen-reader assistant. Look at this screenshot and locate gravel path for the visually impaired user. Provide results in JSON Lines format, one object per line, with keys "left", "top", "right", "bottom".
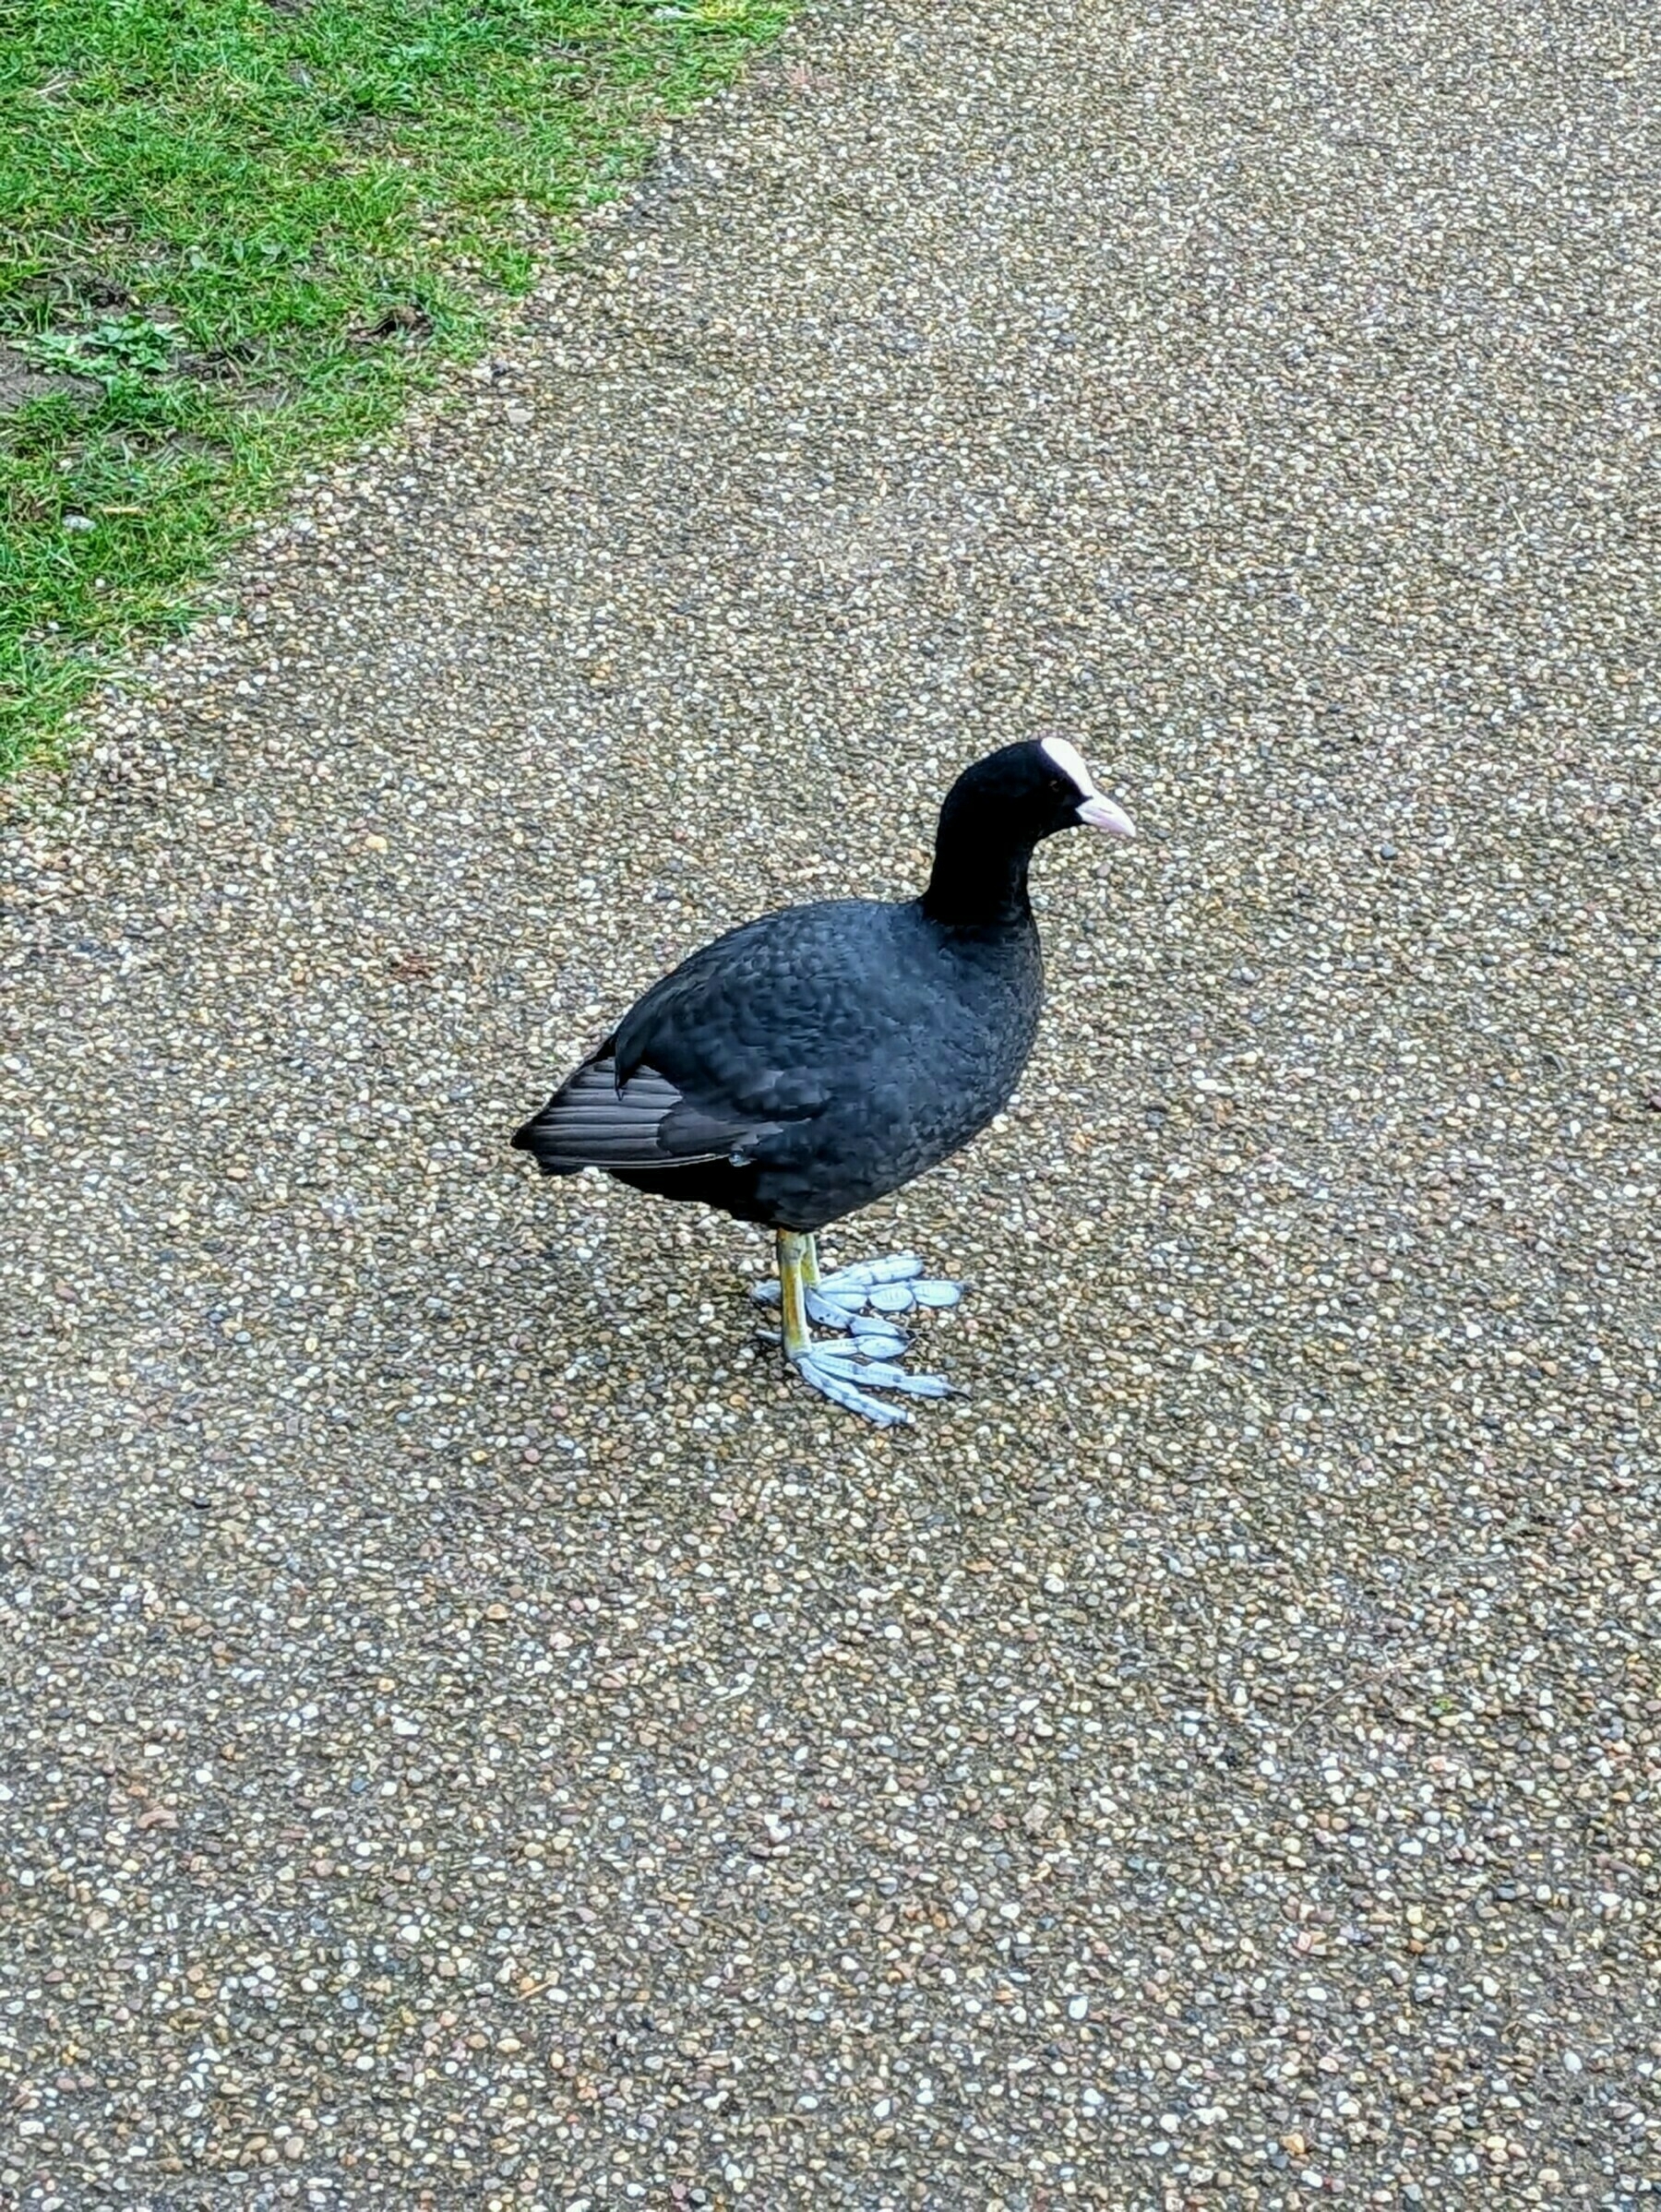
{"left": 5, "top": 1, "right": 1658, "bottom": 2205}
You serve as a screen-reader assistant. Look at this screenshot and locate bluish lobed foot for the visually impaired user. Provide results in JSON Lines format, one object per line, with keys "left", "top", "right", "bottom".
{"left": 751, "top": 1250, "right": 965, "bottom": 1426}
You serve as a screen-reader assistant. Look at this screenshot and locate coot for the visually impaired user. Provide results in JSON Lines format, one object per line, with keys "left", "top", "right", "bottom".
{"left": 513, "top": 736, "right": 1136, "bottom": 1424}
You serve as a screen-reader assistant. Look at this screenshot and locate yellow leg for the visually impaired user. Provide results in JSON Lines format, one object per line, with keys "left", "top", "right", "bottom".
{"left": 777, "top": 1229, "right": 812, "bottom": 1361}
{"left": 769, "top": 1227, "right": 950, "bottom": 1427}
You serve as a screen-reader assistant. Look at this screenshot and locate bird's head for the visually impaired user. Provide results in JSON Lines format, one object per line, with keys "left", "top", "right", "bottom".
{"left": 924, "top": 735, "right": 1137, "bottom": 926}
{"left": 943, "top": 735, "right": 1138, "bottom": 845}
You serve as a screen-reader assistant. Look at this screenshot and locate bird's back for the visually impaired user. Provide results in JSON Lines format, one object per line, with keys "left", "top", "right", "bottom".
{"left": 514, "top": 895, "right": 1044, "bottom": 1231}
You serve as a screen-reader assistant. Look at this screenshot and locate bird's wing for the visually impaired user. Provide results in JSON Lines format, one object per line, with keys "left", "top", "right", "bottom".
{"left": 515, "top": 901, "right": 892, "bottom": 1176}
{"left": 511, "top": 1055, "right": 787, "bottom": 1174}
{"left": 608, "top": 903, "right": 876, "bottom": 1114}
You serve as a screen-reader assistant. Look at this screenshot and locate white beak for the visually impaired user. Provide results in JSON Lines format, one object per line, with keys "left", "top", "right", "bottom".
{"left": 1076, "top": 793, "right": 1137, "bottom": 839}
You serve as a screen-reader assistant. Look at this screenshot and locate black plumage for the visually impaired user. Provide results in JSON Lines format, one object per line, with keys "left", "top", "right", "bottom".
{"left": 513, "top": 738, "right": 1134, "bottom": 1233}
{"left": 512, "top": 737, "right": 1136, "bottom": 1422}
{"left": 515, "top": 897, "right": 1042, "bottom": 1230}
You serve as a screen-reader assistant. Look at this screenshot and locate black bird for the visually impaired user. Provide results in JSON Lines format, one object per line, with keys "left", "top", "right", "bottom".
{"left": 513, "top": 736, "right": 1136, "bottom": 1423}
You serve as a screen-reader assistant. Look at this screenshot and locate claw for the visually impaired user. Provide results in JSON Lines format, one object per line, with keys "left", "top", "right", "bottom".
{"left": 790, "top": 1345, "right": 955, "bottom": 1417}
{"left": 790, "top": 1347, "right": 913, "bottom": 1427}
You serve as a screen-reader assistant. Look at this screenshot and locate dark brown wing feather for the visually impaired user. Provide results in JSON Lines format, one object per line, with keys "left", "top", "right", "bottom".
{"left": 511, "top": 1056, "right": 782, "bottom": 1175}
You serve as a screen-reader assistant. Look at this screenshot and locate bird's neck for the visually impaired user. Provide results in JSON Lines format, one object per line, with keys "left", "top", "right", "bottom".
{"left": 921, "top": 819, "right": 1037, "bottom": 929}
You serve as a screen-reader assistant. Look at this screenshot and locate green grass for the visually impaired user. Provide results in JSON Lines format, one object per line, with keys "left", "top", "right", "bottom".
{"left": 0, "top": 0, "right": 790, "bottom": 776}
